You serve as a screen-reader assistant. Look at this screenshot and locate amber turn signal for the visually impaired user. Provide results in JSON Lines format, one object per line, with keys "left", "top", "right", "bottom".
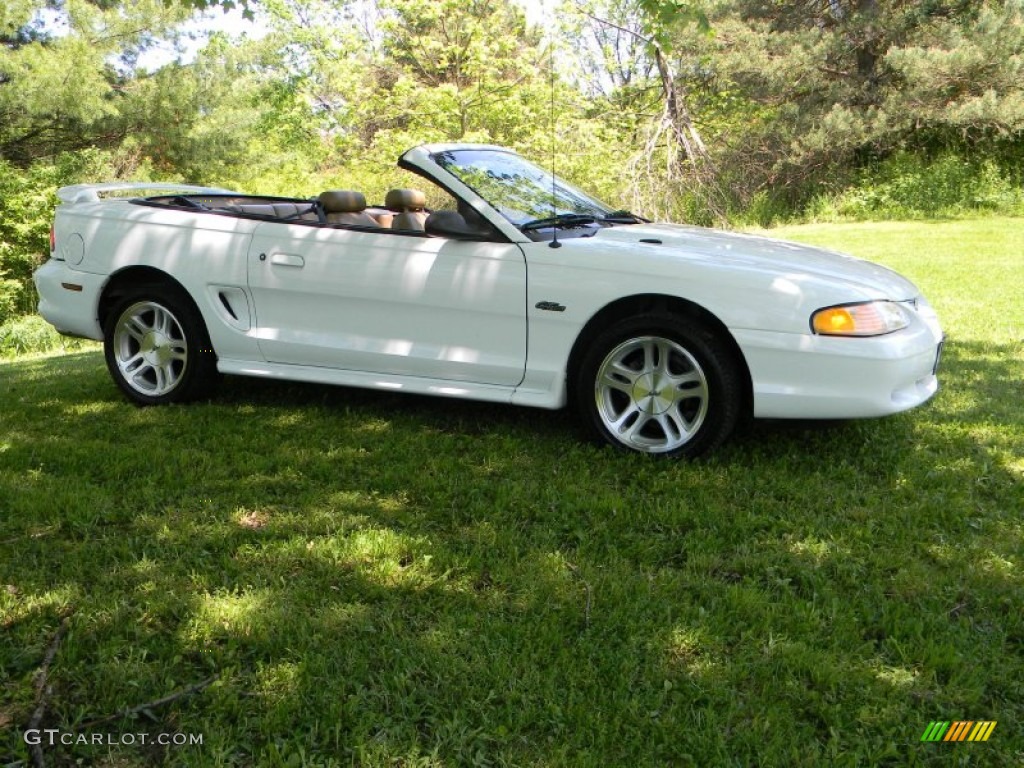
{"left": 811, "top": 301, "right": 910, "bottom": 337}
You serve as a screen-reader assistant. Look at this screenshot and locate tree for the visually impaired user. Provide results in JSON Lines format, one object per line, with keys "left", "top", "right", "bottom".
{"left": 372, "top": 0, "right": 549, "bottom": 144}
{"left": 693, "top": 0, "right": 1024, "bottom": 208}
{"left": 0, "top": 0, "right": 190, "bottom": 163}
{"left": 568, "top": 0, "right": 725, "bottom": 221}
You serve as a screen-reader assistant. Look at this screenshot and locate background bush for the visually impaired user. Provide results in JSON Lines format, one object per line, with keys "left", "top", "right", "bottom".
{"left": 807, "top": 153, "right": 1024, "bottom": 221}
{"left": 0, "top": 151, "right": 118, "bottom": 324}
{"left": 0, "top": 314, "right": 91, "bottom": 358}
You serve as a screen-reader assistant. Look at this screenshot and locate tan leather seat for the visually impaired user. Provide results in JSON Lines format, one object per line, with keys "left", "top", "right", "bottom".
{"left": 365, "top": 207, "right": 394, "bottom": 228}
{"left": 320, "top": 190, "right": 378, "bottom": 228}
{"left": 386, "top": 188, "right": 428, "bottom": 231}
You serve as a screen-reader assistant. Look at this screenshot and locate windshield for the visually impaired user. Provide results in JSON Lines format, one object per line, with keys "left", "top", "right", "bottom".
{"left": 432, "top": 149, "right": 615, "bottom": 227}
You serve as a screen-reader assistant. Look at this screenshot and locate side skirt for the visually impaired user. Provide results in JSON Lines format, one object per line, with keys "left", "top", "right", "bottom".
{"left": 216, "top": 358, "right": 562, "bottom": 409}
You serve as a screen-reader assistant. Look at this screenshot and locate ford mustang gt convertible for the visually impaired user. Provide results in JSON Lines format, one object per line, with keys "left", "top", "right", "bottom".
{"left": 35, "top": 144, "right": 944, "bottom": 457}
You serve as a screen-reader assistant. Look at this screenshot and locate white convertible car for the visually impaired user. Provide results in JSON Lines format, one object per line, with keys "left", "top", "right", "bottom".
{"left": 35, "top": 144, "right": 943, "bottom": 457}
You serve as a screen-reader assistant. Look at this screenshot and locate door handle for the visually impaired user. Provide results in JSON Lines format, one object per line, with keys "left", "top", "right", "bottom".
{"left": 270, "top": 253, "right": 305, "bottom": 268}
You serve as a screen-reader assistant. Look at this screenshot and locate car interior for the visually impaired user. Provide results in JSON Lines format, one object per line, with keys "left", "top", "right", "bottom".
{"left": 143, "top": 185, "right": 497, "bottom": 240}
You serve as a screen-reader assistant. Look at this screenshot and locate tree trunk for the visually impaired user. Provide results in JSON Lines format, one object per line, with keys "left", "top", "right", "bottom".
{"left": 650, "top": 44, "right": 726, "bottom": 222}
{"left": 854, "top": 0, "right": 880, "bottom": 100}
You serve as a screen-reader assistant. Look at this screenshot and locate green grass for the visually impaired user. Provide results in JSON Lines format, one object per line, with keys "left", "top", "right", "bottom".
{"left": 2, "top": 218, "right": 1022, "bottom": 766}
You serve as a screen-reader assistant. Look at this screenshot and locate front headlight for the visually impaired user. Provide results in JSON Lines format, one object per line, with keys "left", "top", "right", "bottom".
{"left": 811, "top": 301, "right": 910, "bottom": 337}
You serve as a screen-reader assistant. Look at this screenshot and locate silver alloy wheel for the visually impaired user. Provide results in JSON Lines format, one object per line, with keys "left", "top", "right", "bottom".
{"left": 594, "top": 335, "right": 710, "bottom": 453}
{"left": 112, "top": 300, "right": 189, "bottom": 397}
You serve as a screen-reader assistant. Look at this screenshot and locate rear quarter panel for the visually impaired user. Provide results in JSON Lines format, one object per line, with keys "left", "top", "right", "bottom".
{"left": 59, "top": 201, "right": 263, "bottom": 360}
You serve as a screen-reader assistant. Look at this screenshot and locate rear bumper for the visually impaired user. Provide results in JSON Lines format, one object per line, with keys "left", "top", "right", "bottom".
{"left": 735, "top": 322, "right": 943, "bottom": 419}
{"left": 34, "top": 259, "right": 105, "bottom": 341}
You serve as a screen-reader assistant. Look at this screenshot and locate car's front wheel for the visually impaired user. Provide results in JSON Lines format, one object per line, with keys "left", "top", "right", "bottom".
{"left": 575, "top": 315, "right": 743, "bottom": 458}
{"left": 103, "top": 289, "right": 217, "bottom": 405}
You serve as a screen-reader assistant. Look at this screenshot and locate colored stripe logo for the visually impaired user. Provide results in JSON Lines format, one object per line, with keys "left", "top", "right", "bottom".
{"left": 921, "top": 721, "right": 997, "bottom": 742}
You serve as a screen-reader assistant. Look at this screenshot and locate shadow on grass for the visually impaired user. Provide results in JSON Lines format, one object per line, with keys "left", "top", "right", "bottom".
{"left": 1, "top": 343, "right": 1021, "bottom": 766}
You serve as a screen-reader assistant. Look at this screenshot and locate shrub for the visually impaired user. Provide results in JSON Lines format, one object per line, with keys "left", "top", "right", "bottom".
{"left": 0, "top": 276, "right": 19, "bottom": 326}
{"left": 734, "top": 190, "right": 795, "bottom": 228}
{"left": 807, "top": 152, "right": 1024, "bottom": 220}
{"left": 0, "top": 150, "right": 121, "bottom": 322}
{"left": 0, "top": 314, "right": 91, "bottom": 358}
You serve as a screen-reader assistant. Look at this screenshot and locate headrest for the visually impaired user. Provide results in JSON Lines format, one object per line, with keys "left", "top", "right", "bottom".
{"left": 385, "top": 188, "right": 426, "bottom": 211}
{"left": 319, "top": 190, "right": 366, "bottom": 213}
{"left": 425, "top": 210, "right": 491, "bottom": 239}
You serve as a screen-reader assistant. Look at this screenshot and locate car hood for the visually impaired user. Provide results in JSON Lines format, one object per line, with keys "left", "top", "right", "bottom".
{"left": 587, "top": 223, "right": 919, "bottom": 299}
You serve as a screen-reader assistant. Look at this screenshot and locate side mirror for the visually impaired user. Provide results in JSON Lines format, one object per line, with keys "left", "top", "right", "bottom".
{"left": 424, "top": 211, "right": 494, "bottom": 240}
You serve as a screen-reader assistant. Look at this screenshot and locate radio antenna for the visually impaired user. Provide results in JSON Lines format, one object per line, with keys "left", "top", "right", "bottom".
{"left": 548, "top": 34, "right": 561, "bottom": 248}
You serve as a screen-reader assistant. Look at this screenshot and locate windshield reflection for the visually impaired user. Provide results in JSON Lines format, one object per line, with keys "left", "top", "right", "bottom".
{"left": 432, "top": 149, "right": 613, "bottom": 227}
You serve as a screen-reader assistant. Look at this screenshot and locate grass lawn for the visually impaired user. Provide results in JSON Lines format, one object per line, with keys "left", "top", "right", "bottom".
{"left": 1, "top": 217, "right": 1022, "bottom": 767}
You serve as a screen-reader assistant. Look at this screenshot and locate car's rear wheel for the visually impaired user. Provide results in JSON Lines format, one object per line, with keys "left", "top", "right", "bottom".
{"left": 575, "top": 314, "right": 742, "bottom": 458}
{"left": 103, "top": 289, "right": 217, "bottom": 405}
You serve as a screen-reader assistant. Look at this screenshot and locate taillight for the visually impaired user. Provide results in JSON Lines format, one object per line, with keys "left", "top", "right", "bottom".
{"left": 49, "top": 225, "right": 56, "bottom": 253}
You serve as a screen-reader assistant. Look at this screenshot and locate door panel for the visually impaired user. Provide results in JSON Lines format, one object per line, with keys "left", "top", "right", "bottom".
{"left": 246, "top": 222, "right": 527, "bottom": 386}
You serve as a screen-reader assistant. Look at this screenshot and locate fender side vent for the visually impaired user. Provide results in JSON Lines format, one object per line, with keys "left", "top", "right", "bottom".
{"left": 219, "top": 292, "right": 239, "bottom": 320}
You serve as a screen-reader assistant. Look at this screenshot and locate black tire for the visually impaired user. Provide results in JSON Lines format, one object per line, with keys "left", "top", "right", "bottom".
{"left": 574, "top": 313, "right": 742, "bottom": 458}
{"left": 103, "top": 286, "right": 218, "bottom": 405}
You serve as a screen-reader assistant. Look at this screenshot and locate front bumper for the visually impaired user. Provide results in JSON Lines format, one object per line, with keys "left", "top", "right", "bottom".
{"left": 734, "top": 319, "right": 943, "bottom": 419}
{"left": 34, "top": 258, "right": 105, "bottom": 341}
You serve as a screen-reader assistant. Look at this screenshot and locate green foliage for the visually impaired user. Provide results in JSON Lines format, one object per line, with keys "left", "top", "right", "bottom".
{"left": 635, "top": 0, "right": 709, "bottom": 52}
{"left": 884, "top": 1, "right": 1024, "bottom": 137}
{"left": 98, "top": 32, "right": 326, "bottom": 190}
{"left": 270, "top": 0, "right": 551, "bottom": 148}
{"left": 733, "top": 189, "right": 794, "bottom": 228}
{"left": 0, "top": 0, "right": 191, "bottom": 163}
{"left": 670, "top": 0, "right": 1024, "bottom": 216}
{"left": 808, "top": 153, "right": 1024, "bottom": 221}
{"left": 0, "top": 278, "right": 19, "bottom": 324}
{"left": 0, "top": 151, "right": 117, "bottom": 322}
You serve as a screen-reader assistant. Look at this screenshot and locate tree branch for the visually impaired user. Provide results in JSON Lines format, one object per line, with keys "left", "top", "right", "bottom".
{"left": 575, "top": 6, "right": 656, "bottom": 48}
{"left": 26, "top": 613, "right": 74, "bottom": 768}
{"left": 79, "top": 675, "right": 219, "bottom": 729}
